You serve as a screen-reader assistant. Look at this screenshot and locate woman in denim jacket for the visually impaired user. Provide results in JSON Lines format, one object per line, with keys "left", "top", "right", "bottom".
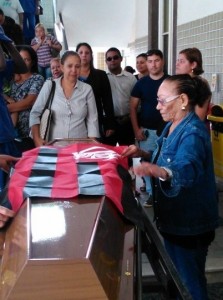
{"left": 122, "top": 74, "right": 219, "bottom": 300}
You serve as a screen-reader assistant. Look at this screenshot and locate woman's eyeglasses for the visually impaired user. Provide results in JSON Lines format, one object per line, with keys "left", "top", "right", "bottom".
{"left": 157, "top": 95, "right": 180, "bottom": 106}
{"left": 106, "top": 55, "right": 120, "bottom": 62}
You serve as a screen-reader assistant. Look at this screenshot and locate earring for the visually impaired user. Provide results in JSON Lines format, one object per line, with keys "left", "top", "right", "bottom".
{"left": 181, "top": 106, "right": 186, "bottom": 111}
{"left": 191, "top": 68, "right": 194, "bottom": 73}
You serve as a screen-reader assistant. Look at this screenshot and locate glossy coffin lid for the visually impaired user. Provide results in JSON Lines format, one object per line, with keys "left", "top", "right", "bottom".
{"left": 0, "top": 196, "right": 135, "bottom": 300}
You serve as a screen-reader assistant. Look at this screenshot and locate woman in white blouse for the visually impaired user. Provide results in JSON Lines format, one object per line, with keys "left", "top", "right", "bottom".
{"left": 30, "top": 51, "right": 99, "bottom": 146}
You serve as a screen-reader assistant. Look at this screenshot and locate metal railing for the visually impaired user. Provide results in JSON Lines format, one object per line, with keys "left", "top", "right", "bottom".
{"left": 135, "top": 204, "right": 193, "bottom": 300}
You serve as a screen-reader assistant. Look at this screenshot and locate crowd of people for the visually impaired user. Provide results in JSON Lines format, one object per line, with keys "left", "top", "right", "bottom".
{"left": 0, "top": 4, "right": 219, "bottom": 299}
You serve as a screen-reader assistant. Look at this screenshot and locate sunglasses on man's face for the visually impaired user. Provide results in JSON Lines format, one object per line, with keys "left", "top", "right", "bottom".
{"left": 106, "top": 55, "right": 120, "bottom": 62}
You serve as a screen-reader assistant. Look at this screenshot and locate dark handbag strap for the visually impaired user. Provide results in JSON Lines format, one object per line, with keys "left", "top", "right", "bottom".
{"left": 44, "top": 80, "right": 56, "bottom": 110}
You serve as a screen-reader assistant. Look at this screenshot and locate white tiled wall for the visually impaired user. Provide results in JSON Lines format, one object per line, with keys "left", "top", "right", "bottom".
{"left": 177, "top": 12, "right": 223, "bottom": 105}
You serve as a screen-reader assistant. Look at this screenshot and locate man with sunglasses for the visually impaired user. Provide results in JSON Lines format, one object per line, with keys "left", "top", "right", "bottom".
{"left": 130, "top": 49, "right": 168, "bottom": 207}
{"left": 105, "top": 47, "right": 137, "bottom": 147}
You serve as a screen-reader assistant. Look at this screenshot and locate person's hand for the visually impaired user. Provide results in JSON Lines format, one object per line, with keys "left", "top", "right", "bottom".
{"left": 133, "top": 162, "right": 163, "bottom": 178}
{"left": 34, "top": 137, "right": 46, "bottom": 147}
{"left": 3, "top": 94, "right": 15, "bottom": 104}
{"left": 0, "top": 206, "right": 15, "bottom": 228}
{"left": 46, "top": 39, "right": 52, "bottom": 47}
{"left": 135, "top": 128, "right": 146, "bottom": 141}
{"left": 105, "top": 129, "right": 115, "bottom": 137}
{"left": 36, "top": 5, "right": 41, "bottom": 15}
{"left": 121, "top": 144, "right": 139, "bottom": 158}
{"left": 38, "top": 37, "right": 44, "bottom": 46}
{"left": 0, "top": 155, "right": 19, "bottom": 173}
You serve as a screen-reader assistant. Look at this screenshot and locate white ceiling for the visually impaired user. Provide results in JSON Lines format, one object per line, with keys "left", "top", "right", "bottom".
{"left": 55, "top": 0, "right": 136, "bottom": 50}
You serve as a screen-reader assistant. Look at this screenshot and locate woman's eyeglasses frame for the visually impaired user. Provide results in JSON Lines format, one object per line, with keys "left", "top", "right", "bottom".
{"left": 157, "top": 95, "right": 181, "bottom": 106}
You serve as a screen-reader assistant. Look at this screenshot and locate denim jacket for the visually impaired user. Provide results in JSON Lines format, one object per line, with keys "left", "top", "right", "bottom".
{"left": 152, "top": 112, "right": 219, "bottom": 236}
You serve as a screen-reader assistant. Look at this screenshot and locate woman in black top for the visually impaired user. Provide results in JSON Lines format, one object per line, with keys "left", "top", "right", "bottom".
{"left": 76, "top": 42, "right": 115, "bottom": 143}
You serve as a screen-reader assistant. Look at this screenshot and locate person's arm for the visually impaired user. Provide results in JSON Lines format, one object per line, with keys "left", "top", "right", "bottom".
{"left": 121, "top": 144, "right": 151, "bottom": 160}
{"left": 47, "top": 36, "right": 62, "bottom": 52}
{"left": 195, "top": 96, "right": 211, "bottom": 121}
{"left": 0, "top": 44, "right": 6, "bottom": 71}
{"left": 0, "top": 155, "right": 19, "bottom": 173}
{"left": 86, "top": 87, "right": 100, "bottom": 138}
{"left": 130, "top": 96, "right": 145, "bottom": 141}
{"left": 7, "top": 94, "right": 38, "bottom": 113}
{"left": 98, "top": 71, "right": 115, "bottom": 136}
{"left": 31, "top": 36, "right": 43, "bottom": 51}
{"left": 195, "top": 77, "right": 212, "bottom": 121}
{"left": 50, "top": 41, "right": 62, "bottom": 52}
{"left": 7, "top": 74, "right": 44, "bottom": 112}
{"left": 0, "top": 206, "right": 15, "bottom": 228}
{"left": 31, "top": 124, "right": 44, "bottom": 147}
{"left": 18, "top": 12, "right": 23, "bottom": 28}
{"left": 17, "top": 0, "right": 24, "bottom": 28}
{"left": 3, "top": 42, "right": 27, "bottom": 74}
{"left": 133, "top": 161, "right": 172, "bottom": 181}
{"left": 30, "top": 80, "right": 53, "bottom": 145}
{"left": 32, "top": 42, "right": 41, "bottom": 52}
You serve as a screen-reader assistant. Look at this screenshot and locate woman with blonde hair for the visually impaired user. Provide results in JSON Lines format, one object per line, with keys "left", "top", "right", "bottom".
{"left": 47, "top": 57, "right": 63, "bottom": 80}
{"left": 31, "top": 23, "right": 62, "bottom": 79}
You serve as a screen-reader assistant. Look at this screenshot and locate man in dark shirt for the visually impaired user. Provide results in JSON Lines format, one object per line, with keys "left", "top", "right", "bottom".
{"left": 130, "top": 49, "right": 168, "bottom": 206}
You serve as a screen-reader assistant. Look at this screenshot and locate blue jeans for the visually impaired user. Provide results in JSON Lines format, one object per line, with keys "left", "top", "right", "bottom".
{"left": 164, "top": 238, "right": 209, "bottom": 300}
{"left": 139, "top": 128, "right": 158, "bottom": 194}
{"left": 23, "top": 13, "right": 35, "bottom": 43}
{"left": 38, "top": 66, "right": 52, "bottom": 80}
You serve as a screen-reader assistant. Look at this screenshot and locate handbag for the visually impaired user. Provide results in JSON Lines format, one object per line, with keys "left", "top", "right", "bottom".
{"left": 40, "top": 80, "right": 56, "bottom": 141}
{"left": 51, "top": 48, "right": 60, "bottom": 58}
{"left": 50, "top": 35, "right": 60, "bottom": 58}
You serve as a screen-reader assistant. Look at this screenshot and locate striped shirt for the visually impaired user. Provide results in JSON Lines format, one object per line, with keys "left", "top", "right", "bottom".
{"left": 31, "top": 34, "right": 61, "bottom": 67}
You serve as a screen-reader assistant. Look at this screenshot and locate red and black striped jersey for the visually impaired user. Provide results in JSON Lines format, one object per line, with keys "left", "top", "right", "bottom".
{"left": 6, "top": 143, "right": 129, "bottom": 213}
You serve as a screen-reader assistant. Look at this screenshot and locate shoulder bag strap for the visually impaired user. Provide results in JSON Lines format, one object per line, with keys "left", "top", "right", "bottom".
{"left": 45, "top": 80, "right": 56, "bottom": 109}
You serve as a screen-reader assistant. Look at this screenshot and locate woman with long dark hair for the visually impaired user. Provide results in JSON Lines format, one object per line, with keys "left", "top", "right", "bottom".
{"left": 4, "top": 45, "right": 44, "bottom": 152}
{"left": 176, "top": 47, "right": 211, "bottom": 121}
{"left": 76, "top": 42, "right": 115, "bottom": 143}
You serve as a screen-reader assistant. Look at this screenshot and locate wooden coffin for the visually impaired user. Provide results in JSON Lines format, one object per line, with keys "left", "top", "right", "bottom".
{"left": 0, "top": 139, "right": 135, "bottom": 300}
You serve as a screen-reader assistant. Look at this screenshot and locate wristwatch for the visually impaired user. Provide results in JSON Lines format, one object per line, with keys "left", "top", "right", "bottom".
{"left": 159, "top": 167, "right": 173, "bottom": 181}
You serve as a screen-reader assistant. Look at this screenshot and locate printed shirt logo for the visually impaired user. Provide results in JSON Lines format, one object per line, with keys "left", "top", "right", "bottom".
{"left": 72, "top": 146, "right": 120, "bottom": 161}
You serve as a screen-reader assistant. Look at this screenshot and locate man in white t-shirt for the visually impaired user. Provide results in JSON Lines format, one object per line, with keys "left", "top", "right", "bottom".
{"left": 0, "top": 0, "right": 23, "bottom": 27}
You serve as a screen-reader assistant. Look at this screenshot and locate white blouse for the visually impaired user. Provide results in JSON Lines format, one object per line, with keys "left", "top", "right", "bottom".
{"left": 29, "top": 77, "right": 99, "bottom": 140}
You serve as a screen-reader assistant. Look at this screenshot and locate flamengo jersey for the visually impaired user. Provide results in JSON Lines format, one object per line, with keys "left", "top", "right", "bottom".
{"left": 7, "top": 143, "right": 129, "bottom": 213}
